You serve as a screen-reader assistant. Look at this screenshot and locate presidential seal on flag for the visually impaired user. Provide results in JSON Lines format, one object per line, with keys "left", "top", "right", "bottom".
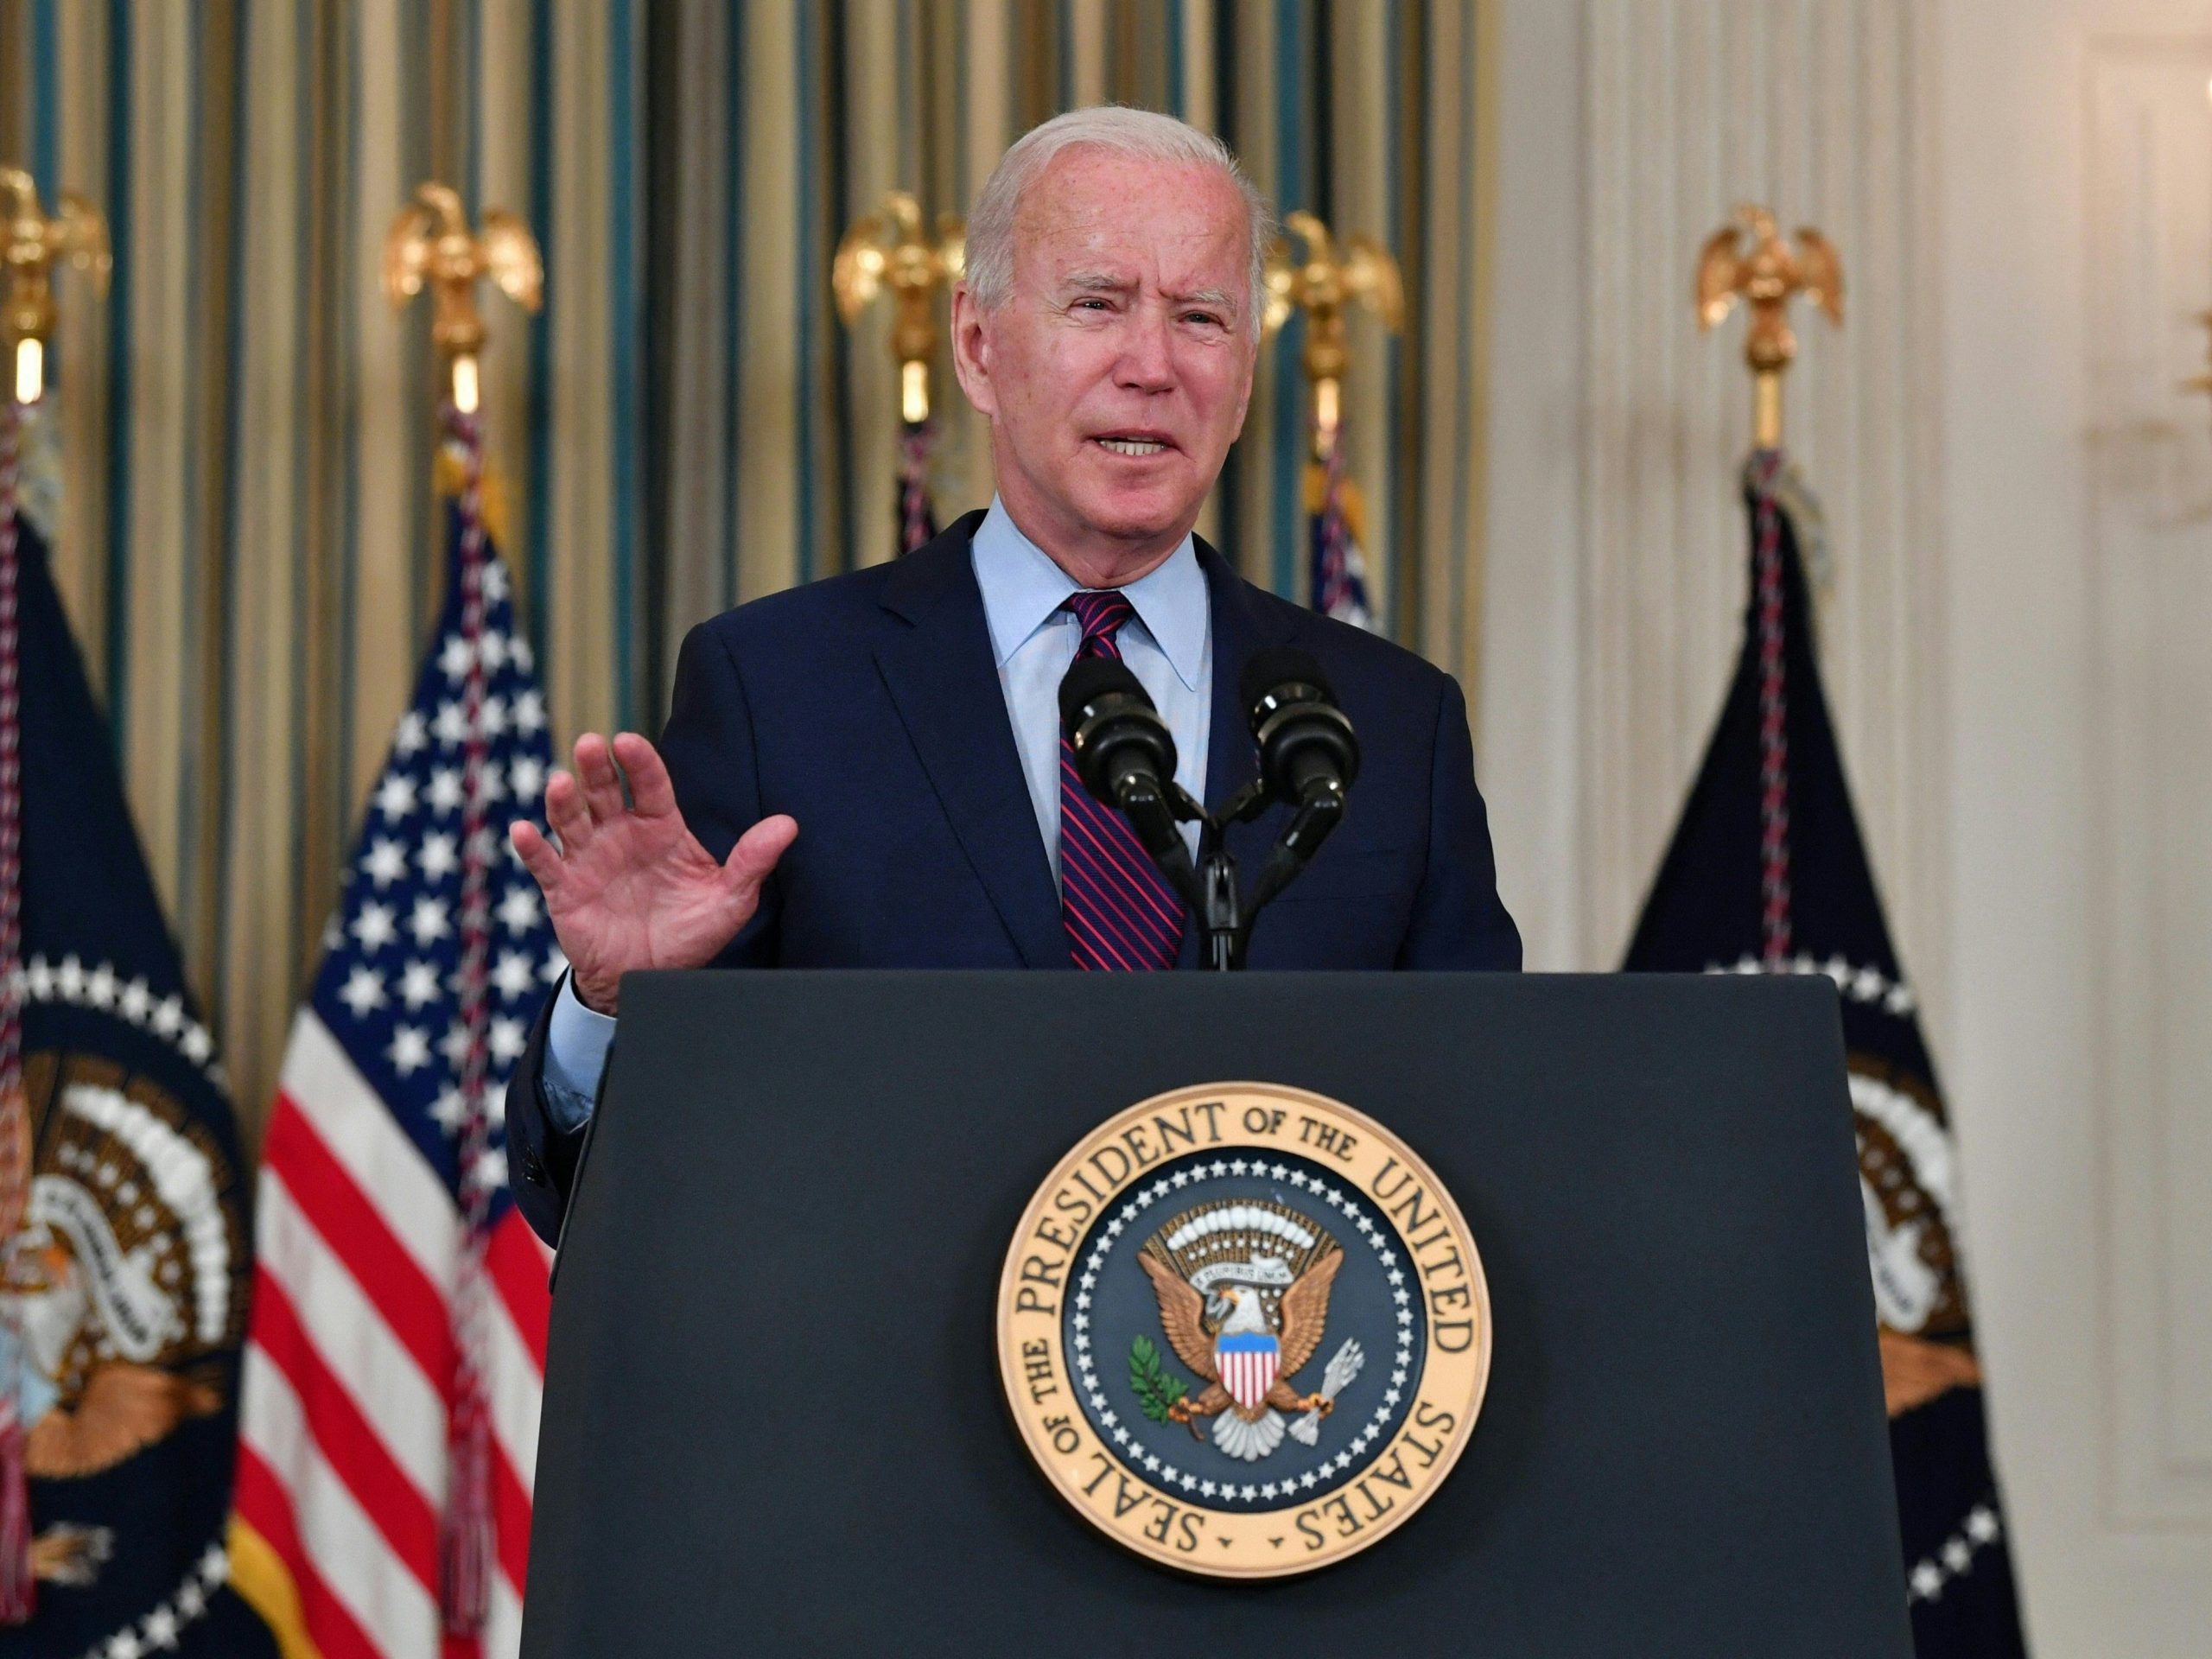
{"left": 998, "top": 1083, "right": 1490, "bottom": 1579}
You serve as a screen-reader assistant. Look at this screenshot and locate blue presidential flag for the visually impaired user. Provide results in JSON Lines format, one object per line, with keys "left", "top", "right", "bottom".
{"left": 1623, "top": 452, "right": 2027, "bottom": 1656}
{"left": 0, "top": 404, "right": 276, "bottom": 1654}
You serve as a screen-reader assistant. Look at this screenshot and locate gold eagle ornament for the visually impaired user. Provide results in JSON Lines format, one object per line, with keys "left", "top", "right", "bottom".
{"left": 1694, "top": 203, "right": 1843, "bottom": 449}
{"left": 832, "top": 190, "right": 965, "bottom": 424}
{"left": 381, "top": 181, "right": 543, "bottom": 411}
{"left": 0, "top": 167, "right": 111, "bottom": 402}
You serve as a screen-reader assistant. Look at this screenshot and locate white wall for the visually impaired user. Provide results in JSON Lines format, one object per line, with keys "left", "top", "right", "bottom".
{"left": 1481, "top": 1, "right": 2212, "bottom": 1650}
{"left": 1937, "top": 1, "right": 2212, "bottom": 1649}
{"left": 1484, "top": 0, "right": 1947, "bottom": 995}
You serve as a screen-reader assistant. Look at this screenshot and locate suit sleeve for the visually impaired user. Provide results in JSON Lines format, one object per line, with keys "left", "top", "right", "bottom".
{"left": 505, "top": 619, "right": 781, "bottom": 1245}
{"left": 505, "top": 989, "right": 576, "bottom": 1244}
{"left": 1396, "top": 673, "right": 1523, "bottom": 970}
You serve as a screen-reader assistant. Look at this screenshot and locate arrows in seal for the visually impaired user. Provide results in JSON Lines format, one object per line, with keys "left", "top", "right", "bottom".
{"left": 1289, "top": 1338, "right": 1365, "bottom": 1446}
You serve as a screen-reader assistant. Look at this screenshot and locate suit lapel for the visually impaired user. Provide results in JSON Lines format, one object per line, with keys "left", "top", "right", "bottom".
{"left": 1184, "top": 541, "right": 1300, "bottom": 969}
{"left": 1198, "top": 537, "right": 1301, "bottom": 813}
{"left": 874, "top": 517, "right": 1070, "bottom": 969}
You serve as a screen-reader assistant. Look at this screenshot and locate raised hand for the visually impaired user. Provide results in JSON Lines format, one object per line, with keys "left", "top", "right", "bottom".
{"left": 509, "top": 732, "right": 797, "bottom": 1015}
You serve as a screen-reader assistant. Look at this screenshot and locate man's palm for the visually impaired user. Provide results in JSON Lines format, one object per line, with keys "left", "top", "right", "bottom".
{"left": 542, "top": 792, "right": 744, "bottom": 982}
{"left": 511, "top": 732, "right": 797, "bottom": 1014}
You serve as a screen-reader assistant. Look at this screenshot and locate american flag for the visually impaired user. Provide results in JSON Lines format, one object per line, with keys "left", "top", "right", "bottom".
{"left": 1308, "top": 440, "right": 1376, "bottom": 631}
{"left": 897, "top": 418, "right": 938, "bottom": 556}
{"left": 230, "top": 467, "right": 559, "bottom": 1658}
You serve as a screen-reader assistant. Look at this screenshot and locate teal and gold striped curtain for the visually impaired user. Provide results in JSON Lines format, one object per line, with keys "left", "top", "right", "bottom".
{"left": 651, "top": 0, "right": 1493, "bottom": 695}
{"left": 0, "top": 0, "right": 1492, "bottom": 1137}
{"left": 0, "top": 0, "right": 649, "bottom": 1139}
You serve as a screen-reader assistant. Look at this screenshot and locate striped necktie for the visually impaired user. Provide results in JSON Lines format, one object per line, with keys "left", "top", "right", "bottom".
{"left": 1058, "top": 590, "right": 1186, "bottom": 970}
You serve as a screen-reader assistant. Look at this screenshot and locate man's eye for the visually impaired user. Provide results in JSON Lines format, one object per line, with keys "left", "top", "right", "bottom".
{"left": 1074, "top": 298, "right": 1112, "bottom": 312}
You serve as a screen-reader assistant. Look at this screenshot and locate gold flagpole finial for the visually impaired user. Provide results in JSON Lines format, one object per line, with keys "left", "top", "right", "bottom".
{"left": 1262, "top": 211, "right": 1403, "bottom": 461}
{"left": 382, "top": 183, "right": 543, "bottom": 415}
{"left": 1696, "top": 204, "right": 1843, "bottom": 451}
{"left": 834, "top": 191, "right": 965, "bottom": 425}
{"left": 1, "top": 168, "right": 111, "bottom": 406}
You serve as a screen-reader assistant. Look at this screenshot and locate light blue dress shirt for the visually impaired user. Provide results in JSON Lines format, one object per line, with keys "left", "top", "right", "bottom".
{"left": 539, "top": 498, "right": 1213, "bottom": 1128}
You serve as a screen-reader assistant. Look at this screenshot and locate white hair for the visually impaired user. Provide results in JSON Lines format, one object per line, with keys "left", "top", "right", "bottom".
{"left": 963, "top": 105, "right": 1273, "bottom": 340}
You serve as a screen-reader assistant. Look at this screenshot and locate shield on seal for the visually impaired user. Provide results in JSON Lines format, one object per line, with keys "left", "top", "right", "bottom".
{"left": 1216, "top": 1331, "right": 1280, "bottom": 1414}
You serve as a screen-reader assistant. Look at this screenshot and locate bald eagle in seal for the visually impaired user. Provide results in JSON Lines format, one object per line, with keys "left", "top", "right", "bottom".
{"left": 1137, "top": 1248, "right": 1342, "bottom": 1462}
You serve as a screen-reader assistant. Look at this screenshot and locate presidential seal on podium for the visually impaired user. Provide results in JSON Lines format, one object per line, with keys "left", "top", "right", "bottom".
{"left": 997, "top": 1081, "right": 1491, "bottom": 1578}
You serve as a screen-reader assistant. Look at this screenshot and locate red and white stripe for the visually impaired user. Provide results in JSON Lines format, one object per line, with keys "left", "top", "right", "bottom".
{"left": 1217, "top": 1346, "right": 1279, "bottom": 1415}
{"left": 234, "top": 1008, "right": 550, "bottom": 1658}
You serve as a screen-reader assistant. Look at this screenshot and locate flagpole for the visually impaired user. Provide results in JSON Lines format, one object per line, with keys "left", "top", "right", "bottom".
{"left": 383, "top": 182, "right": 543, "bottom": 1640}
{"left": 835, "top": 191, "right": 964, "bottom": 556}
{"left": 0, "top": 387, "right": 29, "bottom": 1630}
{"left": 1664, "top": 210, "right": 2029, "bottom": 1655}
{"left": 1263, "top": 212, "right": 1401, "bottom": 627}
{"left": 1693, "top": 206, "right": 1845, "bottom": 967}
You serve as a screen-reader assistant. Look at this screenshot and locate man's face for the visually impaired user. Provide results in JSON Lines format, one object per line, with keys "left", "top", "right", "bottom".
{"left": 952, "top": 149, "right": 1258, "bottom": 578}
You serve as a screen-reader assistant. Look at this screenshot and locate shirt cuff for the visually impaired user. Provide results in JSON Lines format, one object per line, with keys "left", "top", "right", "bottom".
{"left": 540, "top": 974, "right": 617, "bottom": 1133}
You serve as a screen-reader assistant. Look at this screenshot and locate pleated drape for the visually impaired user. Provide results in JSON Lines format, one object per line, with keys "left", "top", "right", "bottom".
{"left": 650, "top": 0, "right": 1493, "bottom": 680}
{"left": 0, "top": 0, "right": 1493, "bottom": 1138}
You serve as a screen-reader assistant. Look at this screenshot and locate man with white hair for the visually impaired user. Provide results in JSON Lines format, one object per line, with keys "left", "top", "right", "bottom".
{"left": 504, "top": 107, "right": 1520, "bottom": 1243}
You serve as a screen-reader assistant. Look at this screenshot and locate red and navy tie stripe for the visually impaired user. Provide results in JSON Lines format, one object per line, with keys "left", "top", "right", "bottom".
{"left": 1059, "top": 590, "right": 1186, "bottom": 970}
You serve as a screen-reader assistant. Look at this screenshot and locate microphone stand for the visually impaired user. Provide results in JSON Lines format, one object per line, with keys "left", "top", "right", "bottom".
{"left": 1155, "top": 781, "right": 1342, "bottom": 971}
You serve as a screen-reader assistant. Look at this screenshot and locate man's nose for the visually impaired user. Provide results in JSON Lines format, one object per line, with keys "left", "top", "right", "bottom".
{"left": 1114, "top": 308, "right": 1177, "bottom": 393}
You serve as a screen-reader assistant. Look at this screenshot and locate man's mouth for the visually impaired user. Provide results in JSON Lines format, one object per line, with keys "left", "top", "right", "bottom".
{"left": 1093, "top": 435, "right": 1173, "bottom": 458}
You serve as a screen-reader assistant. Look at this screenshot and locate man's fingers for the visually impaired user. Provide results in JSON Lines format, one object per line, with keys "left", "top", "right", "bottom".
{"left": 723, "top": 815, "right": 798, "bottom": 894}
{"left": 509, "top": 819, "right": 564, "bottom": 890}
{"left": 574, "top": 733, "right": 628, "bottom": 826}
{"left": 543, "top": 768, "right": 594, "bottom": 853}
{"left": 612, "top": 732, "right": 680, "bottom": 819}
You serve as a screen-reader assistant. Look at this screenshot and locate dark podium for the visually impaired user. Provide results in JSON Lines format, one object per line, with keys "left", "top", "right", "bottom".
{"left": 522, "top": 973, "right": 1910, "bottom": 1657}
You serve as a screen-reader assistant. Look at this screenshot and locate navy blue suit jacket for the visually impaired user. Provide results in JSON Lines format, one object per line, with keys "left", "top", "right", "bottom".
{"left": 508, "top": 512, "right": 1519, "bottom": 1242}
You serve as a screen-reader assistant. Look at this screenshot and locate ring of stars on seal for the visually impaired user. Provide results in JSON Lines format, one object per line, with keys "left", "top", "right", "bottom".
{"left": 997, "top": 1082, "right": 1491, "bottom": 1579}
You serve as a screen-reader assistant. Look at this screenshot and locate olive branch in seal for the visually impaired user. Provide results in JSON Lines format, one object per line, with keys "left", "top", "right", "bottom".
{"left": 1128, "top": 1335, "right": 1188, "bottom": 1424}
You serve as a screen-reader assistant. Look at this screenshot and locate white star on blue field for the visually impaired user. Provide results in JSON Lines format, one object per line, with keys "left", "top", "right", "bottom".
{"left": 310, "top": 548, "right": 563, "bottom": 1211}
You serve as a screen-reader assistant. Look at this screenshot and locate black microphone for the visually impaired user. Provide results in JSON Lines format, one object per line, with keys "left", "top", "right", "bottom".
{"left": 1239, "top": 647, "right": 1359, "bottom": 912}
{"left": 1058, "top": 658, "right": 1188, "bottom": 868}
{"left": 1241, "top": 646, "right": 1361, "bottom": 808}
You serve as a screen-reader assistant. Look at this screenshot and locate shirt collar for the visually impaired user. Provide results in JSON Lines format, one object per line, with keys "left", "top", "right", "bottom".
{"left": 970, "top": 497, "right": 1209, "bottom": 692}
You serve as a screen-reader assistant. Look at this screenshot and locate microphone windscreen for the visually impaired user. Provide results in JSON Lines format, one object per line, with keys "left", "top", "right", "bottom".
{"left": 1058, "top": 654, "right": 1152, "bottom": 735}
{"left": 1240, "top": 645, "right": 1336, "bottom": 715}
